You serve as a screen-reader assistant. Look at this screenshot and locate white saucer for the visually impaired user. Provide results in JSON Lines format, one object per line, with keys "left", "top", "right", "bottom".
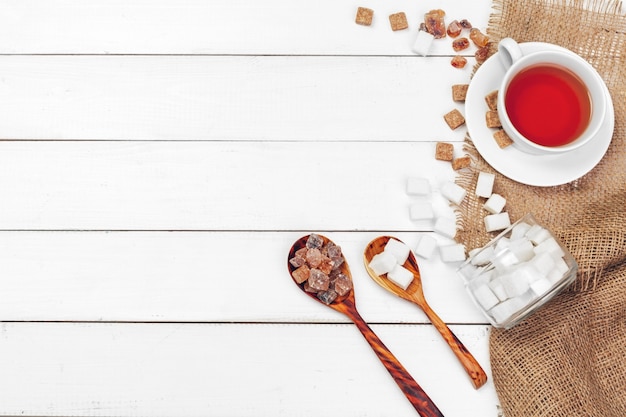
{"left": 465, "top": 42, "right": 614, "bottom": 187}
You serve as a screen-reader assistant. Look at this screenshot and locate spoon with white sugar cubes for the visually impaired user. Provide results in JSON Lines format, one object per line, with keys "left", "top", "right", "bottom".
{"left": 364, "top": 236, "right": 488, "bottom": 389}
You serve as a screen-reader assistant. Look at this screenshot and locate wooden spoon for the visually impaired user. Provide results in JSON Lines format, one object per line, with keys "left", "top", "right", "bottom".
{"left": 288, "top": 234, "right": 444, "bottom": 417}
{"left": 364, "top": 236, "right": 488, "bottom": 390}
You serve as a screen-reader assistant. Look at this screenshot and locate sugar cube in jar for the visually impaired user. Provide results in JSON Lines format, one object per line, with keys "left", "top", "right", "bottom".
{"left": 457, "top": 213, "right": 577, "bottom": 328}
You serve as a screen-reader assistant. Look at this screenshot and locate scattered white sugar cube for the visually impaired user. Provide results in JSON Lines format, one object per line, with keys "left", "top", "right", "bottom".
{"left": 368, "top": 251, "right": 397, "bottom": 276}
{"left": 409, "top": 201, "right": 435, "bottom": 221}
{"left": 434, "top": 217, "right": 457, "bottom": 239}
{"left": 525, "top": 224, "right": 550, "bottom": 244}
{"left": 439, "top": 243, "right": 466, "bottom": 263}
{"left": 384, "top": 238, "right": 411, "bottom": 264}
{"left": 488, "top": 279, "right": 509, "bottom": 302}
{"left": 508, "top": 238, "right": 535, "bottom": 262}
{"left": 414, "top": 234, "right": 438, "bottom": 259}
{"left": 510, "top": 221, "right": 532, "bottom": 240}
{"left": 406, "top": 177, "right": 431, "bottom": 196}
{"left": 412, "top": 29, "right": 435, "bottom": 56}
{"left": 484, "top": 212, "right": 511, "bottom": 232}
{"left": 534, "top": 237, "right": 565, "bottom": 258}
{"left": 530, "top": 278, "right": 553, "bottom": 297}
{"left": 388, "top": 263, "right": 414, "bottom": 290}
{"left": 475, "top": 172, "right": 495, "bottom": 198}
{"left": 441, "top": 181, "right": 467, "bottom": 205}
{"left": 483, "top": 193, "right": 506, "bottom": 214}
{"left": 470, "top": 246, "right": 495, "bottom": 266}
{"left": 473, "top": 284, "right": 500, "bottom": 310}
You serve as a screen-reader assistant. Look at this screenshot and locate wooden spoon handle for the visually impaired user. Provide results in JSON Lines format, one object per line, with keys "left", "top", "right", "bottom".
{"left": 344, "top": 306, "right": 445, "bottom": 417}
{"left": 421, "top": 302, "right": 488, "bottom": 389}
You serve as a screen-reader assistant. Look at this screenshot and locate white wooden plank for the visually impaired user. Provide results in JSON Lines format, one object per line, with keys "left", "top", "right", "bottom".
{"left": 0, "top": 0, "right": 492, "bottom": 55}
{"left": 0, "top": 322, "right": 499, "bottom": 417}
{"left": 0, "top": 141, "right": 474, "bottom": 231}
{"left": 0, "top": 55, "right": 473, "bottom": 141}
{"left": 0, "top": 231, "right": 486, "bottom": 323}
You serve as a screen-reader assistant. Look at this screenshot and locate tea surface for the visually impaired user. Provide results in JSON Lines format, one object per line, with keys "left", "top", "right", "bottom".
{"left": 505, "top": 64, "right": 591, "bottom": 147}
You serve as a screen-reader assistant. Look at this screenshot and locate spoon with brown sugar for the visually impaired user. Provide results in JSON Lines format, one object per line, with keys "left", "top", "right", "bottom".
{"left": 364, "top": 236, "right": 488, "bottom": 390}
{"left": 288, "top": 233, "right": 444, "bottom": 417}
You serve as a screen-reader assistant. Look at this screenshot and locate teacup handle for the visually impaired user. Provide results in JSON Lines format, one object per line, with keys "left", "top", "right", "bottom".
{"left": 498, "top": 37, "right": 524, "bottom": 68}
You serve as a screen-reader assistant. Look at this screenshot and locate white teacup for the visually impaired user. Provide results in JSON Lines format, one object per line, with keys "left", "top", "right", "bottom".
{"left": 497, "top": 38, "right": 607, "bottom": 155}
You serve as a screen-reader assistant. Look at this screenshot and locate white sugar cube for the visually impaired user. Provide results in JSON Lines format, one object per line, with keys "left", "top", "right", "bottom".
{"left": 553, "top": 256, "right": 570, "bottom": 274}
{"left": 475, "top": 172, "right": 495, "bottom": 198}
{"left": 534, "top": 237, "right": 565, "bottom": 258}
{"left": 470, "top": 246, "right": 495, "bottom": 266}
{"left": 488, "top": 279, "right": 509, "bottom": 302}
{"left": 368, "top": 251, "right": 397, "bottom": 276}
{"left": 388, "top": 264, "right": 414, "bottom": 290}
{"left": 473, "top": 284, "right": 500, "bottom": 310}
{"left": 508, "top": 238, "right": 535, "bottom": 262}
{"left": 530, "top": 252, "right": 556, "bottom": 274}
{"left": 412, "top": 29, "right": 435, "bottom": 56}
{"left": 441, "top": 181, "right": 467, "bottom": 205}
{"left": 494, "top": 236, "right": 511, "bottom": 253}
{"left": 510, "top": 221, "right": 532, "bottom": 240}
{"left": 434, "top": 217, "right": 457, "bottom": 239}
{"left": 440, "top": 243, "right": 466, "bottom": 263}
{"left": 483, "top": 193, "right": 506, "bottom": 214}
{"left": 406, "top": 177, "right": 431, "bottom": 196}
{"left": 384, "top": 238, "right": 410, "bottom": 264}
{"left": 547, "top": 267, "right": 565, "bottom": 284}
{"left": 526, "top": 224, "right": 550, "bottom": 244}
{"left": 489, "top": 296, "right": 527, "bottom": 323}
{"left": 484, "top": 212, "right": 511, "bottom": 232}
{"left": 409, "top": 202, "right": 434, "bottom": 221}
{"left": 530, "top": 278, "right": 553, "bottom": 297}
{"left": 500, "top": 268, "right": 533, "bottom": 297}
{"left": 414, "top": 234, "right": 438, "bottom": 259}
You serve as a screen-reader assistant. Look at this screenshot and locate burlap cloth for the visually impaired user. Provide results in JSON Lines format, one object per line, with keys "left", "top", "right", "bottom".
{"left": 455, "top": 0, "right": 626, "bottom": 416}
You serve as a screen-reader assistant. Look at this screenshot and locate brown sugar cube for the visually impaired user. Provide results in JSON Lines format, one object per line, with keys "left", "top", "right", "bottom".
{"left": 443, "top": 109, "right": 465, "bottom": 130}
{"left": 452, "top": 156, "right": 471, "bottom": 170}
{"left": 389, "top": 12, "right": 408, "bottom": 31}
{"left": 485, "top": 90, "right": 498, "bottom": 111}
{"left": 355, "top": 7, "right": 374, "bottom": 26}
{"left": 493, "top": 129, "right": 513, "bottom": 148}
{"left": 435, "top": 142, "right": 454, "bottom": 161}
{"left": 452, "top": 84, "right": 469, "bottom": 102}
{"left": 485, "top": 110, "right": 501, "bottom": 128}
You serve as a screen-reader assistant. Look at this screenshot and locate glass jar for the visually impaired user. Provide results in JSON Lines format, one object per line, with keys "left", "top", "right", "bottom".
{"left": 458, "top": 213, "right": 578, "bottom": 328}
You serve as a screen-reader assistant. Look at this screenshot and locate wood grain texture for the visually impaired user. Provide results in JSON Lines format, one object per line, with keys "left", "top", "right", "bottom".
{"left": 0, "top": 0, "right": 491, "bottom": 55}
{"left": 0, "top": 0, "right": 502, "bottom": 415}
{"left": 0, "top": 56, "right": 472, "bottom": 141}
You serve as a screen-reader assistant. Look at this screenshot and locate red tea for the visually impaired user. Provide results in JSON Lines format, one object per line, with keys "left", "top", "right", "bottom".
{"left": 504, "top": 64, "right": 591, "bottom": 147}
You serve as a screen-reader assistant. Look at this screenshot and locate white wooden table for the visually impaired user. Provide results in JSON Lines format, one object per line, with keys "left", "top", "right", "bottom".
{"left": 0, "top": 1, "right": 502, "bottom": 415}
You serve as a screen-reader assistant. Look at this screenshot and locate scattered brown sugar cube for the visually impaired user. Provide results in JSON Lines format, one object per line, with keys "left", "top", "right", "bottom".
{"left": 485, "top": 90, "right": 498, "bottom": 111}
{"left": 435, "top": 142, "right": 454, "bottom": 161}
{"left": 451, "top": 55, "right": 467, "bottom": 68}
{"left": 424, "top": 9, "right": 446, "bottom": 38}
{"left": 452, "top": 156, "right": 472, "bottom": 170}
{"left": 389, "top": 12, "right": 408, "bottom": 31}
{"left": 452, "top": 84, "right": 469, "bottom": 102}
{"left": 493, "top": 129, "right": 513, "bottom": 148}
{"left": 486, "top": 110, "right": 501, "bottom": 128}
{"left": 355, "top": 7, "right": 374, "bottom": 26}
{"left": 443, "top": 109, "right": 465, "bottom": 130}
